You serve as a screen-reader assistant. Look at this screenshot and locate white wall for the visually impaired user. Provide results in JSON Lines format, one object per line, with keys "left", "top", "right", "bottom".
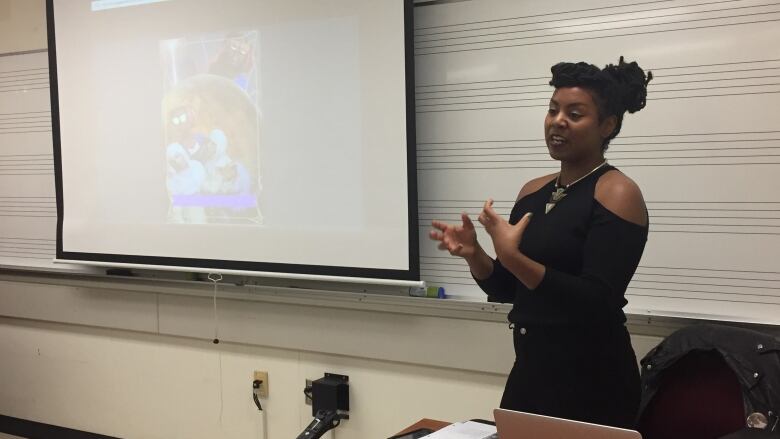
{"left": 0, "top": 2, "right": 670, "bottom": 438}
{"left": 0, "top": 0, "right": 46, "bottom": 54}
{"left": 0, "top": 272, "right": 519, "bottom": 439}
{"left": 0, "top": 271, "right": 668, "bottom": 439}
{"left": 0, "top": 316, "right": 506, "bottom": 439}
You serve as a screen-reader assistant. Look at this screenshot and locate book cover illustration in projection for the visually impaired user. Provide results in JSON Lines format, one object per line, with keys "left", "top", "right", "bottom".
{"left": 49, "top": 0, "right": 418, "bottom": 283}
{"left": 160, "top": 32, "right": 262, "bottom": 226}
{"left": 413, "top": 0, "right": 780, "bottom": 324}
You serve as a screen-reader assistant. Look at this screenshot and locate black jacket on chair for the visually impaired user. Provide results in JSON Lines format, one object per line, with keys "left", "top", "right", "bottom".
{"left": 639, "top": 324, "right": 780, "bottom": 433}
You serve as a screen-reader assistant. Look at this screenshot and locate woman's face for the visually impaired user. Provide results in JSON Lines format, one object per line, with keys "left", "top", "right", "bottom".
{"left": 544, "top": 87, "right": 615, "bottom": 163}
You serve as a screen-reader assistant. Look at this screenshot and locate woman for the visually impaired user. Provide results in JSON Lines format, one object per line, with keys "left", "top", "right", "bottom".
{"left": 429, "top": 57, "right": 653, "bottom": 428}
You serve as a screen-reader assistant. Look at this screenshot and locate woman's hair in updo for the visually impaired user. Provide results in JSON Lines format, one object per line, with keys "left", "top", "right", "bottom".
{"left": 549, "top": 56, "right": 652, "bottom": 151}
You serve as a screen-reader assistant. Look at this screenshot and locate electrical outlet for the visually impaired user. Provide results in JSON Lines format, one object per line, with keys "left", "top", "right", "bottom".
{"left": 253, "top": 370, "right": 269, "bottom": 398}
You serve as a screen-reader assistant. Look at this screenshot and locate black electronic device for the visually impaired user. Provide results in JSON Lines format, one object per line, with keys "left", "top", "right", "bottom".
{"left": 295, "top": 410, "right": 342, "bottom": 439}
{"left": 387, "top": 427, "right": 434, "bottom": 439}
{"left": 311, "top": 373, "right": 349, "bottom": 418}
{"left": 296, "top": 373, "right": 350, "bottom": 439}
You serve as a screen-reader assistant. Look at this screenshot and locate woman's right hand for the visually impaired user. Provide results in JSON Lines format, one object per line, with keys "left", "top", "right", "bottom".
{"left": 429, "top": 213, "right": 479, "bottom": 259}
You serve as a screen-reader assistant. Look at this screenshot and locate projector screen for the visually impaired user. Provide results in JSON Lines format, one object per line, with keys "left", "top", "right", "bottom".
{"left": 48, "top": 0, "right": 419, "bottom": 283}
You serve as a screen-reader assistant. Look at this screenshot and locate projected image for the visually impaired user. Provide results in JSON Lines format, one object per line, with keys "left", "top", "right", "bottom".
{"left": 160, "top": 31, "right": 263, "bottom": 225}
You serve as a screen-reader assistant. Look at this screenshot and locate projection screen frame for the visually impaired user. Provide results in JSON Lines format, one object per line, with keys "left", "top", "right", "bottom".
{"left": 47, "top": 0, "right": 420, "bottom": 284}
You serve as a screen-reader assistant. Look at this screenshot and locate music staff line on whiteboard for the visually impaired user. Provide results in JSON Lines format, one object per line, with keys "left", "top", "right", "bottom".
{"left": 415, "top": 0, "right": 780, "bottom": 44}
{"left": 416, "top": 198, "right": 780, "bottom": 236}
{"left": 0, "top": 67, "right": 49, "bottom": 93}
{"left": 416, "top": 75, "right": 780, "bottom": 101}
{"left": 415, "top": 0, "right": 677, "bottom": 32}
{"left": 421, "top": 255, "right": 780, "bottom": 275}
{"left": 415, "top": 20, "right": 780, "bottom": 56}
{"left": 419, "top": 254, "right": 780, "bottom": 305}
{"left": 414, "top": 61, "right": 780, "bottom": 112}
{"left": 0, "top": 156, "right": 54, "bottom": 174}
{"left": 414, "top": 93, "right": 780, "bottom": 113}
{"left": 415, "top": 133, "right": 780, "bottom": 168}
{"left": 0, "top": 111, "right": 52, "bottom": 133}
{"left": 0, "top": 236, "right": 55, "bottom": 260}
{"left": 415, "top": 59, "right": 780, "bottom": 100}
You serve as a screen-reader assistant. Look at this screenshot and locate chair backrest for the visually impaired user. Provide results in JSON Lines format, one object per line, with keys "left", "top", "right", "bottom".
{"left": 638, "top": 350, "right": 745, "bottom": 439}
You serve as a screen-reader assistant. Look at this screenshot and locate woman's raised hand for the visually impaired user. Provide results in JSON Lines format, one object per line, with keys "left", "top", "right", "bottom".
{"left": 430, "top": 213, "right": 479, "bottom": 258}
{"left": 477, "top": 198, "right": 532, "bottom": 260}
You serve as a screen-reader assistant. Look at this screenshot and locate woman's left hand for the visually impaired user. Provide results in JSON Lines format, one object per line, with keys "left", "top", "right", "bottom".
{"left": 478, "top": 198, "right": 533, "bottom": 260}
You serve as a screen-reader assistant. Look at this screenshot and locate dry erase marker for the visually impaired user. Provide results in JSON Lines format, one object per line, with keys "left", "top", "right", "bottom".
{"left": 409, "top": 285, "right": 446, "bottom": 298}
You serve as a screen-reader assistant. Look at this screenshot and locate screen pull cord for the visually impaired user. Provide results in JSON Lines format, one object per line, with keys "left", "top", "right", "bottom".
{"left": 208, "top": 273, "right": 225, "bottom": 426}
{"left": 208, "top": 273, "right": 223, "bottom": 344}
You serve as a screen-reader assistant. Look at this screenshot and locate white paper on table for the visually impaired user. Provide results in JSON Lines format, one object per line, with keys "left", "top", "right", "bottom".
{"left": 422, "top": 421, "right": 497, "bottom": 439}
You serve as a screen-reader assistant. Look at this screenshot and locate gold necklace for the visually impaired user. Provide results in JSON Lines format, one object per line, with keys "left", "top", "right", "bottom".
{"left": 545, "top": 160, "right": 608, "bottom": 214}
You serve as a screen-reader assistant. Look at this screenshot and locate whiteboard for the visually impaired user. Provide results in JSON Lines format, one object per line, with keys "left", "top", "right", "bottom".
{"left": 414, "top": 0, "right": 780, "bottom": 324}
{"left": 0, "top": 50, "right": 58, "bottom": 269}
{"left": 2, "top": 0, "right": 780, "bottom": 324}
{"left": 0, "top": 50, "right": 91, "bottom": 274}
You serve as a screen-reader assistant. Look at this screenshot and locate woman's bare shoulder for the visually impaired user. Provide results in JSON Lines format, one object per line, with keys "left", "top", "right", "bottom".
{"left": 516, "top": 172, "right": 558, "bottom": 201}
{"left": 595, "top": 170, "right": 647, "bottom": 226}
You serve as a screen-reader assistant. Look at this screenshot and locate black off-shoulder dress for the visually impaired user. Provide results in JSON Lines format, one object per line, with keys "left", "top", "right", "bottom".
{"left": 476, "top": 164, "right": 647, "bottom": 428}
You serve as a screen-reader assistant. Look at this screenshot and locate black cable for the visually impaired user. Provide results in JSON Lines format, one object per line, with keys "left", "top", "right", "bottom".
{"left": 296, "top": 410, "right": 342, "bottom": 439}
{"left": 252, "top": 379, "right": 263, "bottom": 411}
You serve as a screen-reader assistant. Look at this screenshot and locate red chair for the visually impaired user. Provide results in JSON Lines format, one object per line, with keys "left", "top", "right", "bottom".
{"left": 638, "top": 350, "right": 745, "bottom": 439}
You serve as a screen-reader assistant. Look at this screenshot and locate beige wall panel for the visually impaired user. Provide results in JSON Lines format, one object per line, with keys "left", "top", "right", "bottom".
{"left": 0, "top": 1, "right": 46, "bottom": 54}
{"left": 0, "top": 318, "right": 507, "bottom": 439}
{"left": 157, "top": 292, "right": 515, "bottom": 375}
{"left": 0, "top": 279, "right": 158, "bottom": 332}
{"left": 0, "top": 320, "right": 300, "bottom": 439}
{"left": 297, "top": 351, "right": 506, "bottom": 439}
{"left": 629, "top": 333, "right": 664, "bottom": 363}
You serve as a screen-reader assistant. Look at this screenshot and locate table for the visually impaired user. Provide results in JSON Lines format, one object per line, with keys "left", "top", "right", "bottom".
{"left": 393, "top": 419, "right": 450, "bottom": 437}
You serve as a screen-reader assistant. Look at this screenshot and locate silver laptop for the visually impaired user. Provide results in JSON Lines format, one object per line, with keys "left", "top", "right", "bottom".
{"left": 493, "top": 408, "right": 642, "bottom": 439}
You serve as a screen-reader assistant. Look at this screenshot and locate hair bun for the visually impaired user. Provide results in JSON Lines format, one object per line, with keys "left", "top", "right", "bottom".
{"left": 604, "top": 56, "right": 653, "bottom": 114}
{"left": 550, "top": 61, "right": 601, "bottom": 85}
